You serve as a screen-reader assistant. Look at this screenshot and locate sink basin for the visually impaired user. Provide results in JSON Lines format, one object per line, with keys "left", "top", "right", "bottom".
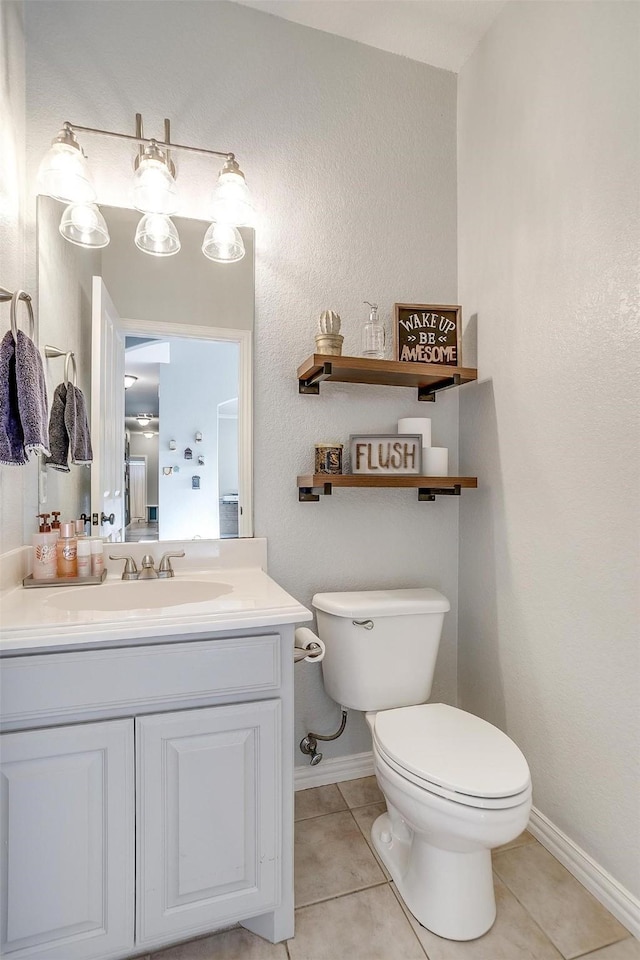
{"left": 44, "top": 578, "right": 233, "bottom": 613}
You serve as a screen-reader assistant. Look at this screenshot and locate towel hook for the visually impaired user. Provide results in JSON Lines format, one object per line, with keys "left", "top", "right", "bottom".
{"left": 64, "top": 352, "right": 77, "bottom": 388}
{"left": 44, "top": 345, "right": 78, "bottom": 388}
{"left": 1, "top": 289, "right": 34, "bottom": 341}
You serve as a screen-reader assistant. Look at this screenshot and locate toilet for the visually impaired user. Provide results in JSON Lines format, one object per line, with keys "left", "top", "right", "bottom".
{"left": 312, "top": 587, "right": 532, "bottom": 942}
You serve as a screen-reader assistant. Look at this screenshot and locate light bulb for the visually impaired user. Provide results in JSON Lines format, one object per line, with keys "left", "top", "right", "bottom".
{"left": 210, "top": 157, "right": 254, "bottom": 226}
{"left": 132, "top": 146, "right": 177, "bottom": 214}
{"left": 37, "top": 130, "right": 96, "bottom": 203}
{"left": 202, "top": 222, "right": 245, "bottom": 263}
{"left": 59, "top": 203, "right": 110, "bottom": 248}
{"left": 135, "top": 214, "right": 181, "bottom": 257}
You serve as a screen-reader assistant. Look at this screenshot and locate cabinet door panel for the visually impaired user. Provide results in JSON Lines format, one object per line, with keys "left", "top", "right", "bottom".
{"left": 137, "top": 700, "right": 279, "bottom": 945}
{"left": 0, "top": 720, "right": 134, "bottom": 960}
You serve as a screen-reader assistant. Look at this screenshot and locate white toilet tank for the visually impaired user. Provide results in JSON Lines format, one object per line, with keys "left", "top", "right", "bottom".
{"left": 312, "top": 588, "right": 450, "bottom": 712}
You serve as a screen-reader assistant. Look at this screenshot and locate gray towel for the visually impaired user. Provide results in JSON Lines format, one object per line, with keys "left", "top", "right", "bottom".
{"left": 0, "top": 329, "right": 50, "bottom": 466}
{"left": 44, "top": 381, "right": 93, "bottom": 472}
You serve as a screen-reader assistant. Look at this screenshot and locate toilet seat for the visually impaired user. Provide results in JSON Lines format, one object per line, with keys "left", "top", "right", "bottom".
{"left": 373, "top": 703, "right": 531, "bottom": 810}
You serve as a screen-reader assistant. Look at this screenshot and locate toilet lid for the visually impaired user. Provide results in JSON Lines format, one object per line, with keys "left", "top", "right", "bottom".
{"left": 373, "top": 703, "right": 530, "bottom": 799}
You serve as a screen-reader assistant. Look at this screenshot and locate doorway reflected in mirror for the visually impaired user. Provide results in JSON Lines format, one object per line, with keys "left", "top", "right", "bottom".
{"left": 123, "top": 335, "right": 239, "bottom": 542}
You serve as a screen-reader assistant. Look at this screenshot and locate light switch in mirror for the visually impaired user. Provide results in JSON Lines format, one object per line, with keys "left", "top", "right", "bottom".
{"left": 37, "top": 197, "right": 254, "bottom": 542}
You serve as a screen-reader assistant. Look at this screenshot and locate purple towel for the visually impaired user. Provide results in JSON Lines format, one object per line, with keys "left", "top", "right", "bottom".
{"left": 44, "top": 381, "right": 93, "bottom": 472}
{"left": 0, "top": 329, "right": 50, "bottom": 466}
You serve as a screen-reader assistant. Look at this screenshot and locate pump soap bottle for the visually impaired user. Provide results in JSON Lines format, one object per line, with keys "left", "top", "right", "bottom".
{"left": 32, "top": 515, "right": 58, "bottom": 580}
{"left": 362, "top": 301, "right": 386, "bottom": 360}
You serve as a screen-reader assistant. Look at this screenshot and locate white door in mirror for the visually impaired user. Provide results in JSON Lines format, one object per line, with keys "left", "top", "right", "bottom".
{"left": 91, "top": 277, "right": 125, "bottom": 542}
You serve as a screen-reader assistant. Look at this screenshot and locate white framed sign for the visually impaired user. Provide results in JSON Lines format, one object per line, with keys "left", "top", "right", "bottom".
{"left": 350, "top": 434, "right": 422, "bottom": 475}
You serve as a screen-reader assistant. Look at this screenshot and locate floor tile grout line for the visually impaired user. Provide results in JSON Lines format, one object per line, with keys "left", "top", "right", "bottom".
{"left": 295, "top": 878, "right": 391, "bottom": 912}
{"left": 489, "top": 864, "right": 625, "bottom": 960}
{"left": 565, "top": 933, "right": 637, "bottom": 959}
{"left": 295, "top": 801, "right": 385, "bottom": 822}
{"left": 490, "top": 863, "right": 574, "bottom": 958}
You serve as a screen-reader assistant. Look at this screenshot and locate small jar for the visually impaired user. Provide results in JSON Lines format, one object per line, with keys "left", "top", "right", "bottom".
{"left": 76, "top": 538, "right": 92, "bottom": 578}
{"left": 90, "top": 538, "right": 105, "bottom": 578}
{"left": 315, "top": 443, "right": 343, "bottom": 475}
{"left": 56, "top": 522, "right": 78, "bottom": 578}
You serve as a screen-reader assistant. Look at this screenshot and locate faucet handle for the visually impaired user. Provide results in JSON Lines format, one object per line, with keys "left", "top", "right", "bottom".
{"left": 109, "top": 555, "right": 138, "bottom": 581}
{"left": 158, "top": 550, "right": 186, "bottom": 578}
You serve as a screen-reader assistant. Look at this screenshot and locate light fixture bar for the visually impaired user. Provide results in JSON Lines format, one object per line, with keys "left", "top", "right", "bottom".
{"left": 60, "top": 120, "right": 235, "bottom": 162}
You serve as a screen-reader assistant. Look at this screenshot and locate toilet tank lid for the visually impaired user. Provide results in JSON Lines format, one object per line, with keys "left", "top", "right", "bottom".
{"left": 312, "top": 588, "right": 450, "bottom": 618}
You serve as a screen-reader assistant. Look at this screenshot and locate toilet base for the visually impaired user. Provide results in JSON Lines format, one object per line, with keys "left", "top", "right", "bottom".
{"left": 371, "top": 812, "right": 496, "bottom": 941}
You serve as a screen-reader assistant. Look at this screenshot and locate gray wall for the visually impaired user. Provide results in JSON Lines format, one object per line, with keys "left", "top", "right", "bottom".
{"left": 458, "top": 1, "right": 640, "bottom": 897}
{"left": 22, "top": 0, "right": 460, "bottom": 761}
{"left": 0, "top": 0, "right": 32, "bottom": 548}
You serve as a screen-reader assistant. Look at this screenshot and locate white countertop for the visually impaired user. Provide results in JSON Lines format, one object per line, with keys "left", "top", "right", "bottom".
{"left": 0, "top": 566, "right": 312, "bottom": 654}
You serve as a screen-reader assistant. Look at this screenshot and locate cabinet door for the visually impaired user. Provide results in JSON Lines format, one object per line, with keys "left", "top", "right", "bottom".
{"left": 0, "top": 720, "right": 134, "bottom": 960}
{"left": 136, "top": 699, "right": 280, "bottom": 945}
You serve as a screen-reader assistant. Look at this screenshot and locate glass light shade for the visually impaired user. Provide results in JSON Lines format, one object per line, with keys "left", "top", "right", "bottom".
{"left": 124, "top": 375, "right": 138, "bottom": 389}
{"left": 59, "top": 203, "right": 110, "bottom": 248}
{"left": 132, "top": 156, "right": 178, "bottom": 214}
{"left": 37, "top": 141, "right": 96, "bottom": 203}
{"left": 136, "top": 415, "right": 151, "bottom": 426}
{"left": 202, "top": 222, "right": 245, "bottom": 263}
{"left": 210, "top": 170, "right": 254, "bottom": 226}
{"left": 142, "top": 432, "right": 155, "bottom": 439}
{"left": 135, "top": 214, "right": 181, "bottom": 257}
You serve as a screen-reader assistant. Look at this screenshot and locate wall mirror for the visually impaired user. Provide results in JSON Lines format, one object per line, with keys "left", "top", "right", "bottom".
{"left": 37, "top": 196, "right": 254, "bottom": 542}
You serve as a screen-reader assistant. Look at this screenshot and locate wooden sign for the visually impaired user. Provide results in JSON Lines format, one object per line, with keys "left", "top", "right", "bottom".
{"left": 350, "top": 435, "right": 422, "bottom": 475}
{"left": 394, "top": 303, "right": 461, "bottom": 366}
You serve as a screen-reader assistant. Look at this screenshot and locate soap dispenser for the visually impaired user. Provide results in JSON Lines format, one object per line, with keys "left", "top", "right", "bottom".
{"left": 362, "top": 301, "right": 386, "bottom": 360}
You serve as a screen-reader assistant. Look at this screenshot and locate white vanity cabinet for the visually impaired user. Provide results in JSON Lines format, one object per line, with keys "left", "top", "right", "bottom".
{"left": 0, "top": 720, "right": 134, "bottom": 960}
{"left": 0, "top": 627, "right": 296, "bottom": 960}
{"left": 136, "top": 700, "right": 280, "bottom": 945}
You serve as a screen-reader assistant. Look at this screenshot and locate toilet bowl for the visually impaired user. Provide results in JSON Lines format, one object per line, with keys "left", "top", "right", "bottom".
{"left": 367, "top": 704, "right": 531, "bottom": 940}
{"left": 312, "top": 587, "right": 533, "bottom": 942}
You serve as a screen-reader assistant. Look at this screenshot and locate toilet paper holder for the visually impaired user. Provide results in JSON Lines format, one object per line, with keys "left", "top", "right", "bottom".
{"left": 294, "top": 627, "right": 325, "bottom": 663}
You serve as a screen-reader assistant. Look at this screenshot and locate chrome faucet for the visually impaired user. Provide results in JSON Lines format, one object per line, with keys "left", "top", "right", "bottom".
{"left": 109, "top": 555, "right": 139, "bottom": 581}
{"left": 138, "top": 555, "right": 158, "bottom": 579}
{"left": 109, "top": 550, "right": 185, "bottom": 580}
{"left": 158, "top": 551, "right": 185, "bottom": 578}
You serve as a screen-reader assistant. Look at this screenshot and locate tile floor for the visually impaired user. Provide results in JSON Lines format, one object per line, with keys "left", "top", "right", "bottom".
{"left": 148, "top": 777, "right": 638, "bottom": 960}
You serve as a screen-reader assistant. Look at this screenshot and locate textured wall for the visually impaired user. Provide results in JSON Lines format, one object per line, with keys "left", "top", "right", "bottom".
{"left": 23, "top": 1, "right": 460, "bottom": 760}
{"left": 458, "top": 2, "right": 640, "bottom": 895}
{"left": 0, "top": 0, "right": 36, "bottom": 550}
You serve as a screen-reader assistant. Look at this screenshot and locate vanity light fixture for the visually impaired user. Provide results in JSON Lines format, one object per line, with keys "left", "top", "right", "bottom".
{"left": 132, "top": 120, "right": 178, "bottom": 216}
{"left": 210, "top": 157, "right": 254, "bottom": 227}
{"left": 36, "top": 125, "right": 96, "bottom": 203}
{"left": 202, "top": 222, "right": 245, "bottom": 263}
{"left": 135, "top": 213, "right": 181, "bottom": 257}
{"left": 136, "top": 415, "right": 152, "bottom": 426}
{"left": 59, "top": 202, "right": 110, "bottom": 248}
{"left": 37, "top": 115, "right": 253, "bottom": 262}
{"left": 124, "top": 375, "right": 138, "bottom": 389}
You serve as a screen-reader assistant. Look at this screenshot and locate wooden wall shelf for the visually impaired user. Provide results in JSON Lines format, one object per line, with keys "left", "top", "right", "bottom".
{"left": 297, "top": 354, "right": 477, "bottom": 401}
{"left": 297, "top": 474, "right": 478, "bottom": 502}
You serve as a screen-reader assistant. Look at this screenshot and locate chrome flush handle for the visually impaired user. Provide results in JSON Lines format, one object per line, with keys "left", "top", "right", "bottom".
{"left": 352, "top": 619, "right": 374, "bottom": 630}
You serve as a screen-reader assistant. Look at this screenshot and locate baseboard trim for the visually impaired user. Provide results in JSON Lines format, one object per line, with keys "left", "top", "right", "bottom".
{"left": 529, "top": 806, "right": 640, "bottom": 938}
{"left": 294, "top": 751, "right": 375, "bottom": 791}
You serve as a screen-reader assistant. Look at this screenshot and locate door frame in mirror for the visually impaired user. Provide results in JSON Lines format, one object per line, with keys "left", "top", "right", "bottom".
{"left": 117, "top": 317, "right": 253, "bottom": 539}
